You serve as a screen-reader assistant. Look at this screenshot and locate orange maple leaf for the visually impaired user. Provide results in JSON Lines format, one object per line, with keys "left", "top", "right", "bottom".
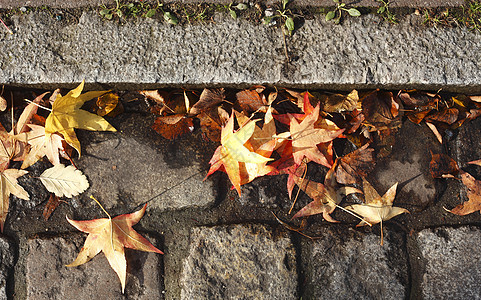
{"left": 66, "top": 199, "right": 163, "bottom": 293}
{"left": 288, "top": 98, "right": 344, "bottom": 167}
{"left": 205, "top": 114, "right": 273, "bottom": 196}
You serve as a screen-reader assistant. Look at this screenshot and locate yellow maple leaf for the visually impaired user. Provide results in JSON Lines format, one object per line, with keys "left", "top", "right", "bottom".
{"left": 45, "top": 81, "right": 116, "bottom": 156}
{"left": 66, "top": 197, "right": 163, "bottom": 293}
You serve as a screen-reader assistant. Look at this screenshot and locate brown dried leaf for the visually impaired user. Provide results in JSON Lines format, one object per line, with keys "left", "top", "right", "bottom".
{"left": 152, "top": 116, "right": 193, "bottom": 139}
{"left": 449, "top": 171, "right": 481, "bottom": 216}
{"left": 139, "top": 90, "right": 168, "bottom": 105}
{"left": 43, "top": 194, "right": 61, "bottom": 221}
{"left": 429, "top": 153, "right": 459, "bottom": 178}
{"left": 235, "top": 89, "right": 267, "bottom": 114}
{"left": 362, "top": 90, "right": 399, "bottom": 127}
{"left": 335, "top": 144, "right": 375, "bottom": 185}
{"left": 189, "top": 88, "right": 225, "bottom": 115}
{"left": 424, "top": 108, "right": 459, "bottom": 125}
{"left": 320, "top": 90, "right": 360, "bottom": 113}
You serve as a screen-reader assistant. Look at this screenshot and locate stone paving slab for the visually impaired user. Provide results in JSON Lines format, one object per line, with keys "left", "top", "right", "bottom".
{"left": 0, "top": 0, "right": 466, "bottom": 9}
{"left": 416, "top": 226, "right": 481, "bottom": 300}
{"left": 180, "top": 224, "right": 297, "bottom": 299}
{"left": 26, "top": 235, "right": 163, "bottom": 299}
{"left": 76, "top": 111, "right": 217, "bottom": 213}
{"left": 373, "top": 121, "right": 442, "bottom": 210}
{"left": 1, "top": 11, "right": 481, "bottom": 92}
{"left": 0, "top": 237, "right": 13, "bottom": 300}
{"left": 301, "top": 226, "right": 408, "bottom": 299}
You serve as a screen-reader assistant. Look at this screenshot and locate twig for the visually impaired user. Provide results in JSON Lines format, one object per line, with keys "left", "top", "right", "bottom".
{"left": 0, "top": 17, "right": 13, "bottom": 35}
{"left": 282, "top": 28, "right": 290, "bottom": 63}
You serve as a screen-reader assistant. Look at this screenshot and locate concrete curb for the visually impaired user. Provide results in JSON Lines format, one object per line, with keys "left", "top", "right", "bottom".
{"left": 1, "top": 10, "right": 480, "bottom": 92}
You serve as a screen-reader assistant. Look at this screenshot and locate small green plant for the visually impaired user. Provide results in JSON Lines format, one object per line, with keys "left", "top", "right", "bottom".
{"left": 325, "top": 0, "right": 361, "bottom": 24}
{"left": 376, "top": 0, "right": 397, "bottom": 24}
{"left": 99, "top": 0, "right": 178, "bottom": 24}
{"left": 461, "top": 0, "right": 481, "bottom": 31}
{"left": 263, "top": 0, "right": 296, "bottom": 36}
{"left": 225, "top": 3, "right": 248, "bottom": 19}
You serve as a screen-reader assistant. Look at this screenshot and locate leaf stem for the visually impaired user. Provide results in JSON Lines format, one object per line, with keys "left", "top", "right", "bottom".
{"left": 24, "top": 99, "right": 52, "bottom": 112}
{"left": 90, "top": 195, "right": 111, "bottom": 219}
{"left": 0, "top": 17, "right": 13, "bottom": 35}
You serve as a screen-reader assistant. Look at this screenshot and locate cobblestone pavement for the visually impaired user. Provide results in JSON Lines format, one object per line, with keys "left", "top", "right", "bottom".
{"left": 1, "top": 2, "right": 481, "bottom": 300}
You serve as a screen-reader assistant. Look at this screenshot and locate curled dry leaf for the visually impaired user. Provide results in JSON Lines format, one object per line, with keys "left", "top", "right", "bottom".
{"left": 139, "top": 89, "right": 168, "bottom": 105}
{"left": 426, "top": 122, "right": 443, "bottom": 144}
{"left": 39, "top": 164, "right": 89, "bottom": 198}
{"left": 362, "top": 90, "right": 400, "bottom": 128}
{"left": 345, "top": 179, "right": 408, "bottom": 245}
{"left": 96, "top": 93, "right": 123, "bottom": 117}
{"left": 320, "top": 90, "right": 360, "bottom": 113}
{"left": 0, "top": 168, "right": 29, "bottom": 232}
{"left": 43, "top": 193, "right": 61, "bottom": 221}
{"left": 152, "top": 116, "right": 193, "bottom": 139}
{"left": 449, "top": 171, "right": 481, "bottom": 216}
{"left": 0, "top": 95, "right": 6, "bottom": 112}
{"left": 429, "top": 153, "right": 459, "bottom": 178}
{"left": 189, "top": 88, "right": 225, "bottom": 115}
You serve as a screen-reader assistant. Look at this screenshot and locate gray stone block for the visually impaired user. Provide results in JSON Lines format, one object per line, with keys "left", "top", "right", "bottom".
{"left": 287, "top": 14, "right": 481, "bottom": 93}
{"left": 417, "top": 226, "right": 481, "bottom": 300}
{"left": 301, "top": 227, "right": 408, "bottom": 299}
{"left": 1, "top": 12, "right": 480, "bottom": 92}
{"left": 76, "top": 113, "right": 216, "bottom": 212}
{"left": 26, "top": 235, "right": 163, "bottom": 299}
{"left": 180, "top": 224, "right": 297, "bottom": 299}
{"left": 0, "top": 237, "right": 13, "bottom": 300}
{"left": 373, "top": 121, "right": 442, "bottom": 210}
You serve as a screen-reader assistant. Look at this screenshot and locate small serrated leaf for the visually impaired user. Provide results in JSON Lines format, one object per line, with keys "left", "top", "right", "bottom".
{"left": 39, "top": 164, "right": 89, "bottom": 198}
{"left": 326, "top": 11, "right": 336, "bottom": 21}
{"left": 377, "top": 6, "right": 385, "bottom": 14}
{"left": 347, "top": 8, "right": 361, "bottom": 17}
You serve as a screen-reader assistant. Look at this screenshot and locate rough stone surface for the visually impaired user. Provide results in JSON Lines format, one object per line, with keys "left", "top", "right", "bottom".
{"left": 453, "top": 116, "right": 481, "bottom": 179}
{"left": 301, "top": 227, "right": 408, "bottom": 299}
{"left": 76, "top": 112, "right": 216, "bottom": 212}
{"left": 0, "top": 237, "right": 13, "bottom": 300}
{"left": 1, "top": 12, "right": 480, "bottom": 92}
{"left": 287, "top": 14, "right": 481, "bottom": 92}
{"left": 417, "top": 226, "right": 481, "bottom": 299}
{"left": 373, "top": 121, "right": 442, "bottom": 210}
{"left": 180, "top": 224, "right": 297, "bottom": 299}
{"left": 0, "top": 0, "right": 465, "bottom": 8}
{"left": 26, "top": 235, "right": 163, "bottom": 299}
